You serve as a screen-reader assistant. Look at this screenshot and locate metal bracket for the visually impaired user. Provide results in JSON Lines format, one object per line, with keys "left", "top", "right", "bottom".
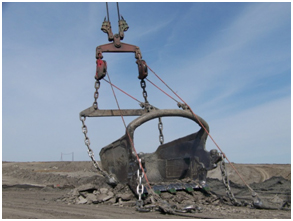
{"left": 96, "top": 43, "right": 142, "bottom": 59}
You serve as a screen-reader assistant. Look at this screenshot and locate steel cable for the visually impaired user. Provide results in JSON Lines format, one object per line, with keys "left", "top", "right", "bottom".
{"left": 103, "top": 78, "right": 143, "bottom": 104}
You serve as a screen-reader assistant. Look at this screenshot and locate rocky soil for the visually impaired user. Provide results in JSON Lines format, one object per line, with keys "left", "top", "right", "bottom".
{"left": 2, "top": 161, "right": 291, "bottom": 219}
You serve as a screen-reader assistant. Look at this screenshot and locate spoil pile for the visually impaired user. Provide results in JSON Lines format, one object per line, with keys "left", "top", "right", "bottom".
{"left": 59, "top": 183, "right": 136, "bottom": 206}
{"left": 56, "top": 176, "right": 290, "bottom": 213}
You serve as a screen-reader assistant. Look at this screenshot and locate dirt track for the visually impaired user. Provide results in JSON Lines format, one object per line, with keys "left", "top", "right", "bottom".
{"left": 207, "top": 163, "right": 291, "bottom": 184}
{"left": 2, "top": 161, "right": 291, "bottom": 219}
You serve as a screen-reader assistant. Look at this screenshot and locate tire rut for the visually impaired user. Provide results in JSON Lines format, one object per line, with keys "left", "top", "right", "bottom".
{"left": 254, "top": 167, "right": 270, "bottom": 182}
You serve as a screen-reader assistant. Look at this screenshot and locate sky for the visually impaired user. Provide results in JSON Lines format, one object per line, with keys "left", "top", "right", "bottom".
{"left": 2, "top": 2, "right": 291, "bottom": 164}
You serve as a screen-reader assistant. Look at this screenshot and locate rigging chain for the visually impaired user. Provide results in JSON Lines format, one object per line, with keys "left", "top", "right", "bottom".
{"left": 140, "top": 79, "right": 149, "bottom": 104}
{"left": 80, "top": 115, "right": 116, "bottom": 185}
{"left": 93, "top": 80, "right": 100, "bottom": 109}
{"left": 140, "top": 79, "right": 164, "bottom": 144}
{"left": 81, "top": 77, "right": 145, "bottom": 185}
{"left": 219, "top": 156, "right": 243, "bottom": 206}
{"left": 158, "top": 117, "right": 164, "bottom": 145}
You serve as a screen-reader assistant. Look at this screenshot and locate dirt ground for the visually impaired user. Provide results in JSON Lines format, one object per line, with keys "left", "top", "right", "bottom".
{"left": 2, "top": 161, "right": 291, "bottom": 219}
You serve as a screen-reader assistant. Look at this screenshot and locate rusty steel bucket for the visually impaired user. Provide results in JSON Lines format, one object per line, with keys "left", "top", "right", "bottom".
{"left": 98, "top": 109, "right": 221, "bottom": 194}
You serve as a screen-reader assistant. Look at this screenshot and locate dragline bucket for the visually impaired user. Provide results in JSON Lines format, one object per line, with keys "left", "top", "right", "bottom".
{"left": 79, "top": 3, "right": 221, "bottom": 195}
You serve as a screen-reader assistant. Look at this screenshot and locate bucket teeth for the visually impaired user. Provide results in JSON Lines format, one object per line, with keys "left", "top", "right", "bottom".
{"left": 185, "top": 187, "right": 194, "bottom": 193}
{"left": 168, "top": 188, "right": 176, "bottom": 194}
{"left": 149, "top": 182, "right": 201, "bottom": 194}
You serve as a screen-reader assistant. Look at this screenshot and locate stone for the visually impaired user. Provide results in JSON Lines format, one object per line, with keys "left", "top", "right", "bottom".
{"left": 96, "top": 193, "right": 108, "bottom": 202}
{"left": 87, "top": 193, "right": 98, "bottom": 204}
{"left": 77, "top": 196, "right": 87, "bottom": 204}
{"left": 102, "top": 195, "right": 113, "bottom": 202}
{"left": 99, "top": 188, "right": 108, "bottom": 194}
{"left": 96, "top": 193, "right": 113, "bottom": 202}
{"left": 108, "top": 197, "right": 117, "bottom": 204}
{"left": 76, "top": 184, "right": 97, "bottom": 192}
{"left": 181, "top": 200, "right": 194, "bottom": 206}
{"left": 117, "top": 193, "right": 133, "bottom": 201}
{"left": 160, "top": 192, "right": 173, "bottom": 200}
{"left": 72, "top": 189, "right": 80, "bottom": 196}
{"left": 79, "top": 191, "right": 88, "bottom": 198}
{"left": 119, "top": 200, "right": 136, "bottom": 207}
{"left": 114, "top": 183, "right": 125, "bottom": 193}
{"left": 107, "top": 191, "right": 114, "bottom": 197}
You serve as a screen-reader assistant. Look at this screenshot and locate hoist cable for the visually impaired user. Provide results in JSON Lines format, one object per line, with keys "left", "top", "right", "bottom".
{"left": 103, "top": 78, "right": 143, "bottom": 104}
{"left": 145, "top": 78, "right": 180, "bottom": 103}
{"left": 146, "top": 64, "right": 255, "bottom": 194}
{"left": 116, "top": 2, "right": 121, "bottom": 20}
{"left": 106, "top": 2, "right": 110, "bottom": 21}
{"left": 105, "top": 71, "right": 152, "bottom": 190}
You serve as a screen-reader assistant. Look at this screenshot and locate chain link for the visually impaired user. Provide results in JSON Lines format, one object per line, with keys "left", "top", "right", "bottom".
{"left": 219, "top": 156, "right": 242, "bottom": 206}
{"left": 140, "top": 79, "right": 149, "bottom": 104}
{"left": 136, "top": 167, "right": 144, "bottom": 201}
{"left": 158, "top": 117, "right": 164, "bottom": 145}
{"left": 134, "top": 159, "right": 177, "bottom": 214}
{"left": 136, "top": 159, "right": 150, "bottom": 211}
{"left": 93, "top": 80, "right": 100, "bottom": 109}
{"left": 80, "top": 115, "right": 117, "bottom": 185}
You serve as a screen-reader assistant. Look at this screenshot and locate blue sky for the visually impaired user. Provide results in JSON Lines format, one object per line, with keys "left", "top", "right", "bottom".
{"left": 2, "top": 2, "right": 291, "bottom": 163}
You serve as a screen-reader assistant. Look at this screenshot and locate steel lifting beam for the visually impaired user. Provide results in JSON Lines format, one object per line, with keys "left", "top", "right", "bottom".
{"left": 96, "top": 42, "right": 142, "bottom": 59}
{"left": 80, "top": 106, "right": 148, "bottom": 117}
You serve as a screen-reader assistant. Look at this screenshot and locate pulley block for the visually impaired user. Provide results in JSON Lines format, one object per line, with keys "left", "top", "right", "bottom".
{"left": 95, "top": 59, "right": 107, "bottom": 80}
{"left": 136, "top": 60, "right": 148, "bottom": 80}
{"left": 101, "top": 20, "right": 114, "bottom": 42}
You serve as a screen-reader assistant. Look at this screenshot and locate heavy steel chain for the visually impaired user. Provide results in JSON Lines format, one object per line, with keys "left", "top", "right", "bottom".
{"left": 219, "top": 156, "right": 241, "bottom": 206}
{"left": 136, "top": 159, "right": 150, "bottom": 212}
{"left": 140, "top": 79, "right": 149, "bottom": 104}
{"left": 93, "top": 80, "right": 100, "bottom": 109}
{"left": 80, "top": 115, "right": 116, "bottom": 185}
{"left": 135, "top": 158, "right": 176, "bottom": 214}
{"left": 158, "top": 117, "right": 164, "bottom": 145}
{"left": 140, "top": 79, "right": 164, "bottom": 144}
{"left": 136, "top": 167, "right": 144, "bottom": 205}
